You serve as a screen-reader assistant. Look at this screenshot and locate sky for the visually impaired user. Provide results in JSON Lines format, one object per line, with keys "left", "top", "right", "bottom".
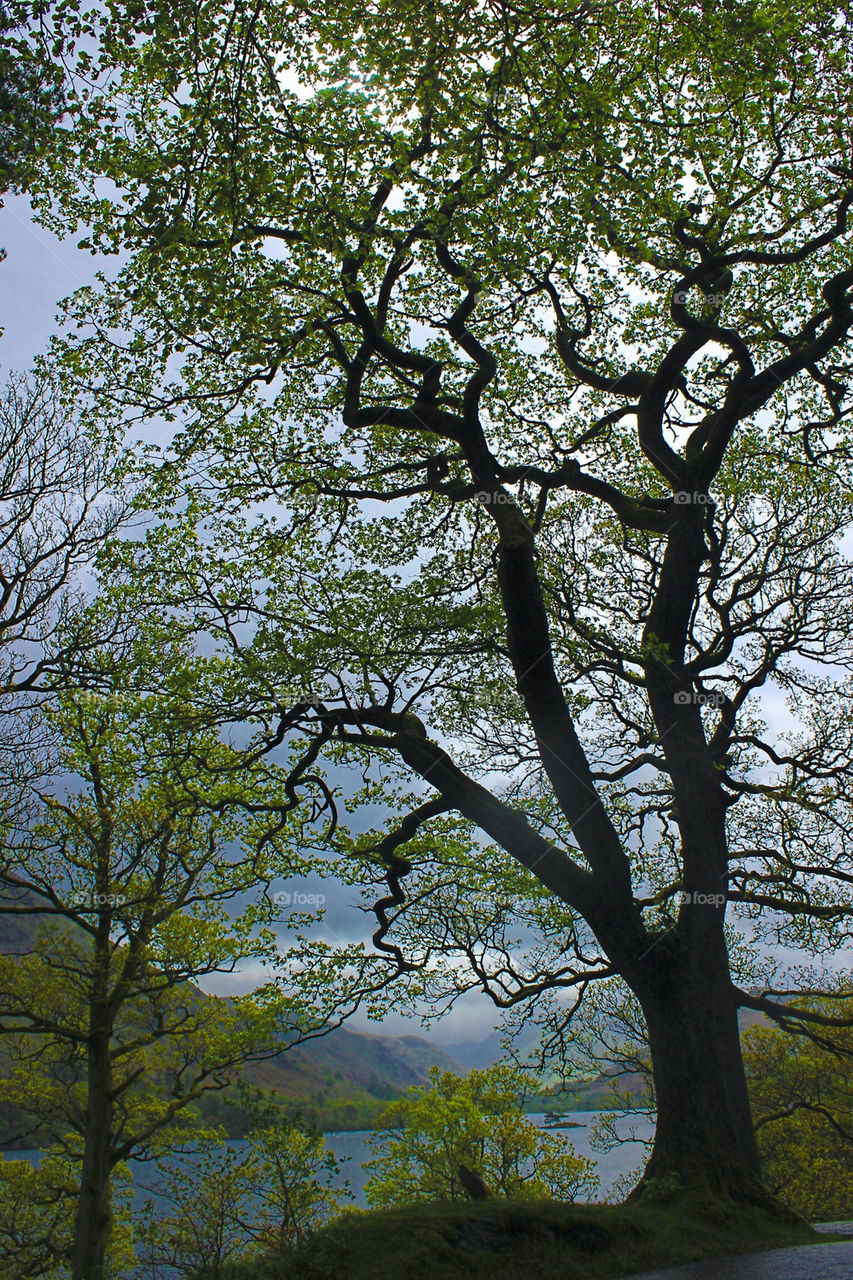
{"left": 0, "top": 195, "right": 98, "bottom": 371}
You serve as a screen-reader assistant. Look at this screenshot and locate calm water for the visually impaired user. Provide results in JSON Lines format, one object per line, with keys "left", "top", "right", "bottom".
{"left": 5, "top": 1109, "right": 655, "bottom": 1208}
{"left": 324, "top": 1110, "right": 654, "bottom": 1204}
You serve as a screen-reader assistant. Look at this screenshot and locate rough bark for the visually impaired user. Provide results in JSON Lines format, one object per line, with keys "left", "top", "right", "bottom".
{"left": 626, "top": 943, "right": 775, "bottom": 1211}
{"left": 70, "top": 1000, "right": 114, "bottom": 1279}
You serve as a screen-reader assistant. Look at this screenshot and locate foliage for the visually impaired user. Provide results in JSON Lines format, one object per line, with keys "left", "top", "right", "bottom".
{"left": 0, "top": 1149, "right": 77, "bottom": 1279}
{"left": 32, "top": 0, "right": 853, "bottom": 1028}
{"left": 364, "top": 1065, "right": 598, "bottom": 1207}
{"left": 0, "top": 2, "right": 65, "bottom": 195}
{"left": 136, "top": 1121, "right": 348, "bottom": 1278}
{"left": 136, "top": 1131, "right": 253, "bottom": 1280}
{"left": 743, "top": 993, "right": 853, "bottom": 1221}
{"left": 0, "top": 1149, "right": 133, "bottom": 1280}
{"left": 15, "top": 0, "right": 853, "bottom": 1206}
{"left": 244, "top": 1122, "right": 349, "bottom": 1251}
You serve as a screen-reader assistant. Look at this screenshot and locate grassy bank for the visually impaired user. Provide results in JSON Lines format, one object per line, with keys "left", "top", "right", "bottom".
{"left": 217, "top": 1199, "right": 824, "bottom": 1280}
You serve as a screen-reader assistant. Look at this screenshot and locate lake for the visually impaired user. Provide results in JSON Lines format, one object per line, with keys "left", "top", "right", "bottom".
{"left": 323, "top": 1110, "right": 655, "bottom": 1204}
{"left": 5, "top": 1109, "right": 655, "bottom": 1209}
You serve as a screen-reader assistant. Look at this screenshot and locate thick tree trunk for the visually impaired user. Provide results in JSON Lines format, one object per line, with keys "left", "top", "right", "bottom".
{"left": 626, "top": 949, "right": 789, "bottom": 1217}
{"left": 70, "top": 1014, "right": 113, "bottom": 1280}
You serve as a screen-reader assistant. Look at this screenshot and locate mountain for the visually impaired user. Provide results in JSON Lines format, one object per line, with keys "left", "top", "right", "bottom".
{"left": 443, "top": 1019, "right": 550, "bottom": 1071}
{"left": 443, "top": 1030, "right": 507, "bottom": 1071}
{"left": 212, "top": 1027, "right": 464, "bottom": 1132}
{"left": 264, "top": 1028, "right": 463, "bottom": 1095}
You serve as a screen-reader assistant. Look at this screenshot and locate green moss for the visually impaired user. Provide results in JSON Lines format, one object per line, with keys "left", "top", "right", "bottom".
{"left": 217, "top": 1198, "right": 825, "bottom": 1280}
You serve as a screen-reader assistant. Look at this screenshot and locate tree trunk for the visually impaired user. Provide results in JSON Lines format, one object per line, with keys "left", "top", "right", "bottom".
{"left": 70, "top": 1014, "right": 114, "bottom": 1280}
{"left": 626, "top": 947, "right": 788, "bottom": 1217}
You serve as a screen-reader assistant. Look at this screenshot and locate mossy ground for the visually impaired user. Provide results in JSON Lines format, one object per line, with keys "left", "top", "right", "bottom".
{"left": 217, "top": 1198, "right": 835, "bottom": 1280}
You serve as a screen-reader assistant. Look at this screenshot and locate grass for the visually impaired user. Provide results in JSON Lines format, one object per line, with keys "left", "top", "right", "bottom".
{"left": 216, "top": 1198, "right": 834, "bottom": 1280}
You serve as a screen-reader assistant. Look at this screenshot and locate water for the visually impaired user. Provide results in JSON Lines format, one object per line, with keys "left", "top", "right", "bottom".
{"left": 4, "top": 1108, "right": 656, "bottom": 1210}
{"left": 323, "top": 1110, "right": 654, "bottom": 1204}
{"left": 126, "top": 1108, "right": 649, "bottom": 1208}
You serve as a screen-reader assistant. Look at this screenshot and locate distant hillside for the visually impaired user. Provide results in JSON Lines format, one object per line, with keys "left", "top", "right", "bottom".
{"left": 259, "top": 1027, "right": 462, "bottom": 1096}
{"left": 0, "top": 888, "right": 89, "bottom": 955}
{"left": 209, "top": 1028, "right": 464, "bottom": 1133}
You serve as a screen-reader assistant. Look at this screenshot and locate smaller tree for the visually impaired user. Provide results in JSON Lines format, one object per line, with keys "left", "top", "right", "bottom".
{"left": 0, "top": 623, "right": 335, "bottom": 1280}
{"left": 137, "top": 1120, "right": 348, "bottom": 1278}
{"left": 244, "top": 1121, "right": 346, "bottom": 1252}
{"left": 743, "top": 994, "right": 853, "bottom": 1222}
{"left": 136, "top": 1130, "right": 252, "bottom": 1280}
{"left": 364, "top": 1065, "right": 598, "bottom": 1208}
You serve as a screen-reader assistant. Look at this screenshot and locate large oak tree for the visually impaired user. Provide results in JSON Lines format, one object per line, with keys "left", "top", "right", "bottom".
{"left": 29, "top": 0, "right": 853, "bottom": 1214}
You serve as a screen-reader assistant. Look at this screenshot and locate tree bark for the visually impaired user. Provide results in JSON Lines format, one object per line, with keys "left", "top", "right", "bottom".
{"left": 626, "top": 943, "right": 785, "bottom": 1215}
{"left": 70, "top": 1007, "right": 114, "bottom": 1280}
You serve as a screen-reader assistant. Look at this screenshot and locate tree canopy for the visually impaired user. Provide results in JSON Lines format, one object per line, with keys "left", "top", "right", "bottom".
{"left": 364, "top": 1064, "right": 598, "bottom": 1206}
{"left": 11, "top": 0, "right": 853, "bottom": 1214}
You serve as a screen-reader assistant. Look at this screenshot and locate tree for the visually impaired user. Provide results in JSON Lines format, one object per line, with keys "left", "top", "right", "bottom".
{"left": 0, "top": 620, "right": 338, "bottom": 1280}
{"left": 244, "top": 1119, "right": 347, "bottom": 1251}
{"left": 0, "top": 1153, "right": 134, "bottom": 1280}
{"left": 136, "top": 1131, "right": 251, "bottom": 1280}
{"left": 532, "top": 978, "right": 853, "bottom": 1217}
{"left": 0, "top": 373, "right": 125, "bottom": 695}
{"left": 29, "top": 0, "right": 853, "bottom": 1214}
{"left": 364, "top": 1065, "right": 597, "bottom": 1207}
{"left": 0, "top": 3, "right": 65, "bottom": 197}
{"left": 137, "top": 1119, "right": 348, "bottom": 1277}
{"left": 743, "top": 993, "right": 853, "bottom": 1221}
